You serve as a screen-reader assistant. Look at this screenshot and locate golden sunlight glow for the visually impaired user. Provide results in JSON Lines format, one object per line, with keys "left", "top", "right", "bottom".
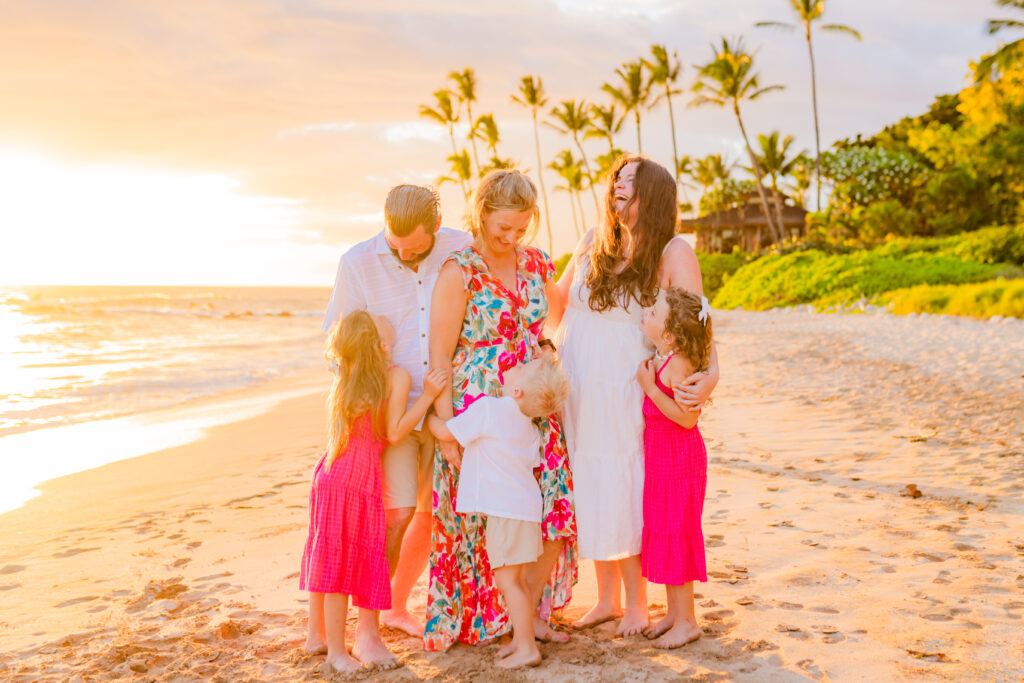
{"left": 0, "top": 148, "right": 340, "bottom": 286}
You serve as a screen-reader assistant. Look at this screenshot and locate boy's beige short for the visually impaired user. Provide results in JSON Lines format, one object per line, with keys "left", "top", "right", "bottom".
{"left": 382, "top": 429, "right": 434, "bottom": 512}
{"left": 486, "top": 516, "right": 543, "bottom": 569}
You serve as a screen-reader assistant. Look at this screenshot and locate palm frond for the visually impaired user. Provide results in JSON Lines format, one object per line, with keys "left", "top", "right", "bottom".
{"left": 821, "top": 24, "right": 863, "bottom": 40}
{"left": 755, "top": 20, "right": 796, "bottom": 31}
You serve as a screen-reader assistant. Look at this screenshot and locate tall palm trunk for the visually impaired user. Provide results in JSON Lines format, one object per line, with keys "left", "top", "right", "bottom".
{"left": 734, "top": 102, "right": 781, "bottom": 243}
{"left": 466, "top": 101, "right": 482, "bottom": 177}
{"left": 573, "top": 188, "right": 586, "bottom": 238}
{"left": 665, "top": 85, "right": 680, "bottom": 182}
{"left": 805, "top": 25, "right": 822, "bottom": 211}
{"left": 566, "top": 188, "right": 581, "bottom": 238}
{"left": 447, "top": 126, "right": 469, "bottom": 199}
{"left": 531, "top": 112, "right": 554, "bottom": 254}
{"left": 634, "top": 110, "right": 643, "bottom": 153}
{"left": 573, "top": 136, "right": 600, "bottom": 214}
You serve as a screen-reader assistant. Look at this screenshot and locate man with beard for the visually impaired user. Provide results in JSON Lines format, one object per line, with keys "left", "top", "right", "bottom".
{"left": 322, "top": 184, "right": 472, "bottom": 637}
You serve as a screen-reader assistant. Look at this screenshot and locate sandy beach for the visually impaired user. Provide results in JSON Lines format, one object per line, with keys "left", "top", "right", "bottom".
{"left": 1, "top": 309, "right": 1022, "bottom": 682}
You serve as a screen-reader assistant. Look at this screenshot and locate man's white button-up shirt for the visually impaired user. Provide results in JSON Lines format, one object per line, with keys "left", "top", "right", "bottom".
{"left": 322, "top": 227, "right": 473, "bottom": 419}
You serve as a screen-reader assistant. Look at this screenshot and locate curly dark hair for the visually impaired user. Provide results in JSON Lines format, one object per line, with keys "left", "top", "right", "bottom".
{"left": 664, "top": 288, "right": 713, "bottom": 373}
{"left": 585, "top": 154, "right": 678, "bottom": 312}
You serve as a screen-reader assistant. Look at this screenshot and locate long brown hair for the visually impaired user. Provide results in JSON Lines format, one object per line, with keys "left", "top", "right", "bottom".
{"left": 586, "top": 154, "right": 678, "bottom": 311}
{"left": 324, "top": 311, "right": 388, "bottom": 469}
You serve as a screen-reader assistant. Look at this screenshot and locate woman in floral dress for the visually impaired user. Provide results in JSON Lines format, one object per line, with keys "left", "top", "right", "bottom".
{"left": 424, "top": 170, "right": 577, "bottom": 651}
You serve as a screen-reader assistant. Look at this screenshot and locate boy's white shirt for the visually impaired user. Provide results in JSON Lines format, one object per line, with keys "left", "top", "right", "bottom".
{"left": 447, "top": 396, "right": 543, "bottom": 522}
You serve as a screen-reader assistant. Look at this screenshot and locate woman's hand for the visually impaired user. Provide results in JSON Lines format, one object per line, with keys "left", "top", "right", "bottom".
{"left": 636, "top": 359, "right": 656, "bottom": 394}
{"left": 673, "top": 370, "right": 714, "bottom": 413}
{"left": 439, "top": 438, "right": 463, "bottom": 470}
{"left": 422, "top": 367, "right": 449, "bottom": 398}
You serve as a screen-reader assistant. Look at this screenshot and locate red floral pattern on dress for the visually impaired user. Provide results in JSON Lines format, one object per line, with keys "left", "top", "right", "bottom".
{"left": 423, "top": 245, "right": 578, "bottom": 652}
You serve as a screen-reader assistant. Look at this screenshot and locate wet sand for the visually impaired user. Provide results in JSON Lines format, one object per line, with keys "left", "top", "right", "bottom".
{"left": 1, "top": 309, "right": 1022, "bottom": 681}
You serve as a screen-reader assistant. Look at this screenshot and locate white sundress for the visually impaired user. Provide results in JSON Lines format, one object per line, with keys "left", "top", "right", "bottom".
{"left": 554, "top": 253, "right": 649, "bottom": 561}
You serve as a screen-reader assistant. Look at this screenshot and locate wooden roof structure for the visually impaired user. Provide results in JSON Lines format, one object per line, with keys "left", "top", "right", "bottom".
{"left": 679, "top": 190, "right": 808, "bottom": 253}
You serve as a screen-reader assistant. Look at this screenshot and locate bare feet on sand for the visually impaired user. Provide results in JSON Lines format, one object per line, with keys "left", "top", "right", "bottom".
{"left": 303, "top": 636, "right": 327, "bottom": 655}
{"left": 653, "top": 621, "right": 701, "bottom": 649}
{"left": 643, "top": 613, "right": 674, "bottom": 640}
{"left": 534, "top": 617, "right": 569, "bottom": 643}
{"left": 496, "top": 646, "right": 542, "bottom": 670}
{"left": 325, "top": 653, "right": 362, "bottom": 674}
{"left": 352, "top": 632, "right": 400, "bottom": 670}
{"left": 615, "top": 607, "right": 650, "bottom": 637}
{"left": 571, "top": 603, "right": 624, "bottom": 629}
{"left": 381, "top": 609, "right": 424, "bottom": 638}
{"left": 496, "top": 633, "right": 515, "bottom": 659}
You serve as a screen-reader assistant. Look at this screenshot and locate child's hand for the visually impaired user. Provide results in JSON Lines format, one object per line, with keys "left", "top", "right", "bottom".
{"left": 636, "top": 359, "right": 656, "bottom": 392}
{"left": 423, "top": 368, "right": 449, "bottom": 397}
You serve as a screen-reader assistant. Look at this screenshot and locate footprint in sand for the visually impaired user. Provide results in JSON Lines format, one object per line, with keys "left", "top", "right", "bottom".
{"left": 810, "top": 606, "right": 840, "bottom": 614}
{"left": 55, "top": 596, "right": 99, "bottom": 608}
{"left": 187, "top": 541, "right": 202, "bottom": 549}
{"left": 0, "top": 584, "right": 21, "bottom": 591}
{"left": 53, "top": 548, "right": 99, "bottom": 558}
{"left": 776, "top": 602, "right": 804, "bottom": 610}
{"left": 921, "top": 613, "right": 953, "bottom": 621}
{"left": 705, "top": 535, "right": 726, "bottom": 548}
{"left": 0, "top": 565, "right": 26, "bottom": 575}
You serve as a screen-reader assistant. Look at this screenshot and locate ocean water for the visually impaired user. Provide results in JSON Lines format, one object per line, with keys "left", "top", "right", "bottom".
{"left": 0, "top": 285, "right": 330, "bottom": 511}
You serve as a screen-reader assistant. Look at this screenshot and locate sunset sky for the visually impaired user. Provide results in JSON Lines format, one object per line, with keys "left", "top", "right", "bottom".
{"left": 0, "top": 0, "right": 1003, "bottom": 285}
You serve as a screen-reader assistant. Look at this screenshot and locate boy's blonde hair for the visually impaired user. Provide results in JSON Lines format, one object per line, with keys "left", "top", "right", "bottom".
{"left": 385, "top": 184, "right": 440, "bottom": 237}
{"left": 518, "top": 354, "right": 570, "bottom": 418}
{"left": 468, "top": 169, "right": 539, "bottom": 244}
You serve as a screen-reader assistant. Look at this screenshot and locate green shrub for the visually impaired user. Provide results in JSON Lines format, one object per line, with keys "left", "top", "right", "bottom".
{"left": 713, "top": 249, "right": 1001, "bottom": 310}
{"left": 552, "top": 253, "right": 572, "bottom": 279}
{"left": 876, "top": 278, "right": 1024, "bottom": 318}
{"left": 696, "top": 251, "right": 748, "bottom": 298}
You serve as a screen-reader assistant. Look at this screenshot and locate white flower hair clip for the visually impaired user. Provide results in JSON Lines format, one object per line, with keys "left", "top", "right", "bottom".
{"left": 698, "top": 296, "right": 712, "bottom": 325}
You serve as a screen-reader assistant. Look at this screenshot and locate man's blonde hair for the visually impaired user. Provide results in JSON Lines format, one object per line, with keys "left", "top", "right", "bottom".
{"left": 468, "top": 169, "right": 539, "bottom": 243}
{"left": 518, "top": 354, "right": 570, "bottom": 418}
{"left": 385, "top": 185, "right": 440, "bottom": 237}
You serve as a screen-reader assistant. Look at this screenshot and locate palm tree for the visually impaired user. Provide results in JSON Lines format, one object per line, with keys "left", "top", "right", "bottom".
{"left": 787, "top": 155, "right": 814, "bottom": 209}
{"left": 472, "top": 114, "right": 516, "bottom": 174}
{"left": 756, "top": 1, "right": 862, "bottom": 210}
{"left": 676, "top": 154, "right": 696, "bottom": 214}
{"left": 691, "top": 153, "right": 737, "bottom": 209}
{"left": 439, "top": 150, "right": 473, "bottom": 202}
{"left": 419, "top": 89, "right": 467, "bottom": 199}
{"left": 586, "top": 102, "right": 625, "bottom": 154}
{"left": 749, "top": 131, "right": 806, "bottom": 230}
{"left": 549, "top": 150, "right": 588, "bottom": 239}
{"left": 602, "top": 60, "right": 651, "bottom": 153}
{"left": 644, "top": 44, "right": 685, "bottom": 181}
{"left": 692, "top": 37, "right": 785, "bottom": 243}
{"left": 586, "top": 103, "right": 626, "bottom": 183}
{"left": 546, "top": 99, "right": 600, "bottom": 214}
{"left": 977, "top": 0, "right": 1024, "bottom": 81}
{"left": 511, "top": 76, "right": 554, "bottom": 254}
{"left": 449, "top": 68, "right": 483, "bottom": 177}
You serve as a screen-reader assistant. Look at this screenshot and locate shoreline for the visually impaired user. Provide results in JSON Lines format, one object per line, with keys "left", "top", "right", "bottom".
{"left": 0, "top": 368, "right": 328, "bottom": 515}
{"left": 1, "top": 309, "right": 1022, "bottom": 681}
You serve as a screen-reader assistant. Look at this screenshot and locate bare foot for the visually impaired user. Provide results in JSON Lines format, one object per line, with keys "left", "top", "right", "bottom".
{"left": 325, "top": 653, "right": 363, "bottom": 674}
{"left": 615, "top": 607, "right": 650, "bottom": 637}
{"left": 352, "top": 631, "right": 400, "bottom": 670}
{"left": 643, "top": 613, "right": 674, "bottom": 640}
{"left": 571, "top": 603, "right": 623, "bottom": 629}
{"left": 653, "top": 621, "right": 701, "bottom": 649}
{"left": 381, "top": 609, "right": 424, "bottom": 638}
{"left": 496, "top": 633, "right": 514, "bottom": 659}
{"left": 303, "top": 635, "right": 327, "bottom": 654}
{"left": 534, "top": 617, "right": 569, "bottom": 643}
{"left": 496, "top": 646, "right": 542, "bottom": 670}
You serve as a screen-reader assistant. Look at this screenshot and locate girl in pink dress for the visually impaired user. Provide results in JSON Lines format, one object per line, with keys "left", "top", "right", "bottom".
{"left": 300, "top": 310, "right": 447, "bottom": 673}
{"left": 635, "top": 287, "right": 713, "bottom": 649}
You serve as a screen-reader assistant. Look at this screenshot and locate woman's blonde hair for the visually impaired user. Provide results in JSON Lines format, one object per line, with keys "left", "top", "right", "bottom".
{"left": 324, "top": 311, "right": 389, "bottom": 468}
{"left": 467, "top": 169, "right": 539, "bottom": 244}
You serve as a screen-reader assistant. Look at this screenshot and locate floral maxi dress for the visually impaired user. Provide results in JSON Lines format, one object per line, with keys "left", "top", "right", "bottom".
{"left": 423, "top": 245, "right": 578, "bottom": 651}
